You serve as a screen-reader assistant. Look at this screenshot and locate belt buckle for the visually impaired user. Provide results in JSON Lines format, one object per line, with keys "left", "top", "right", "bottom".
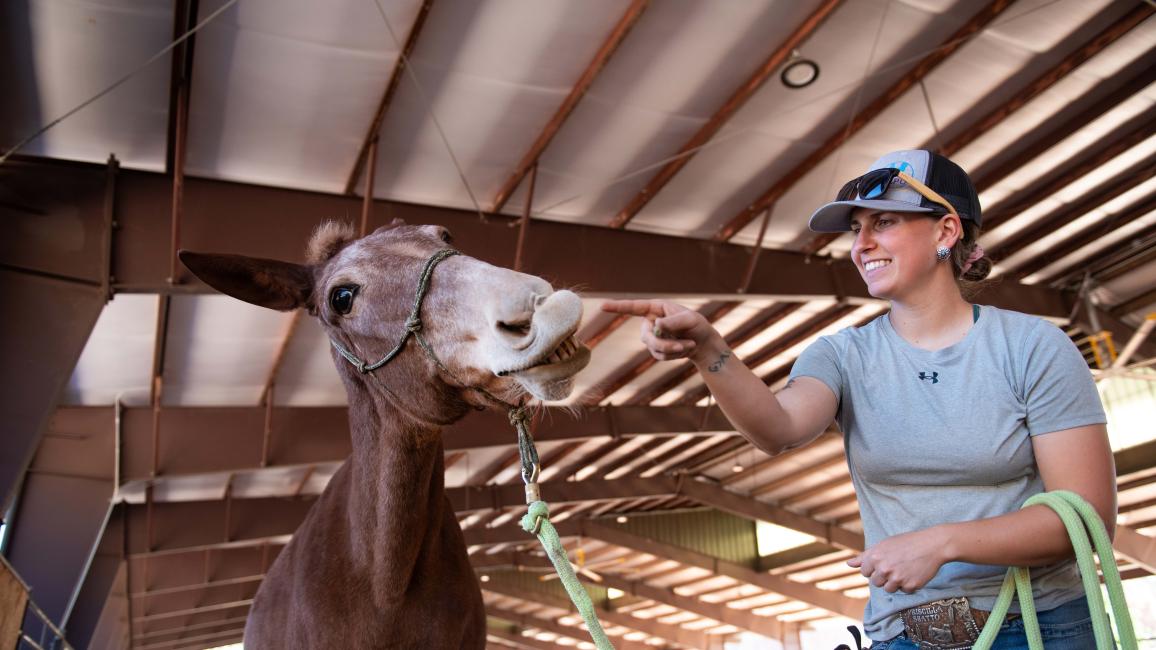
{"left": 900, "top": 597, "right": 982, "bottom": 650}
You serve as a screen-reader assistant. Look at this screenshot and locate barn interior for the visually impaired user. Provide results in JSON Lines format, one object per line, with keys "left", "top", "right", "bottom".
{"left": 2, "top": 0, "right": 1156, "bottom": 648}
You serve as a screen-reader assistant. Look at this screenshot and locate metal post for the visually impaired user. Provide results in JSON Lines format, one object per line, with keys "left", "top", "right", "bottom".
{"left": 360, "top": 137, "right": 379, "bottom": 238}
{"left": 513, "top": 162, "right": 537, "bottom": 272}
{"left": 739, "top": 208, "right": 773, "bottom": 293}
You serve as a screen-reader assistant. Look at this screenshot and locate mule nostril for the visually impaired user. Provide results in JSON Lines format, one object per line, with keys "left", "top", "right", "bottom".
{"left": 497, "top": 319, "right": 532, "bottom": 337}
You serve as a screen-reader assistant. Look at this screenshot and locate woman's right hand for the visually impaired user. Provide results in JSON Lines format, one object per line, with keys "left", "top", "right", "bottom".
{"left": 600, "top": 300, "right": 722, "bottom": 363}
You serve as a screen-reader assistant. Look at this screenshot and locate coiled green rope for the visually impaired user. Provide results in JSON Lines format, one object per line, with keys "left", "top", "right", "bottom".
{"left": 973, "top": 490, "right": 1136, "bottom": 650}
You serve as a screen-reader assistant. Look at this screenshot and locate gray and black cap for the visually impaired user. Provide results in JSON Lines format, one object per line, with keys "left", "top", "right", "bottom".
{"left": 808, "top": 149, "right": 982, "bottom": 232}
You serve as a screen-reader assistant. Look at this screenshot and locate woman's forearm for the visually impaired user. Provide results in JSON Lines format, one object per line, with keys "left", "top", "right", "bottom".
{"left": 941, "top": 504, "right": 1100, "bottom": 568}
{"left": 689, "top": 336, "right": 831, "bottom": 454}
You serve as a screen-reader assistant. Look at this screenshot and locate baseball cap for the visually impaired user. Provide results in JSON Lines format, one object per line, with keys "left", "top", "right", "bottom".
{"left": 808, "top": 149, "right": 982, "bottom": 232}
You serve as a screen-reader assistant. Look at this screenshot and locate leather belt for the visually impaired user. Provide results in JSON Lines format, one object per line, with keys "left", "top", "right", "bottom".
{"left": 900, "top": 597, "right": 1019, "bottom": 650}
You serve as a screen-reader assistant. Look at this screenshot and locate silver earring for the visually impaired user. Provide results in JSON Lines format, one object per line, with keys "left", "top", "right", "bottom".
{"left": 936, "top": 246, "right": 950, "bottom": 261}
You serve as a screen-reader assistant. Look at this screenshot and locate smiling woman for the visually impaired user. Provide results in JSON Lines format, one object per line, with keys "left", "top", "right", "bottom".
{"left": 603, "top": 149, "right": 1115, "bottom": 649}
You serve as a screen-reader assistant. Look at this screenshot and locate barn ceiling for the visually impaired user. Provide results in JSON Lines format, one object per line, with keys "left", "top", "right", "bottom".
{"left": 2, "top": 0, "right": 1156, "bottom": 648}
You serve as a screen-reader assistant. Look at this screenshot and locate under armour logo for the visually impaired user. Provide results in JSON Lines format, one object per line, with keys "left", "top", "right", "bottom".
{"left": 918, "top": 371, "right": 939, "bottom": 384}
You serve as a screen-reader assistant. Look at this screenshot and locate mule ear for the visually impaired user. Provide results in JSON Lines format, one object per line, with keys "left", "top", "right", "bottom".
{"left": 179, "top": 250, "right": 313, "bottom": 311}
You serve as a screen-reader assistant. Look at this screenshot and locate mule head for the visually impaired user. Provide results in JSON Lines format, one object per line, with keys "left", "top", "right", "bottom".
{"left": 179, "top": 221, "right": 590, "bottom": 417}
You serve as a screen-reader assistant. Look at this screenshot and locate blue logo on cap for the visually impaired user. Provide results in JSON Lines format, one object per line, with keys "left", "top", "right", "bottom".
{"left": 889, "top": 161, "right": 914, "bottom": 175}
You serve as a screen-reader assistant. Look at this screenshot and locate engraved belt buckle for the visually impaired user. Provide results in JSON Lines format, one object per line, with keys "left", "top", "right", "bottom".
{"left": 900, "top": 596, "right": 982, "bottom": 650}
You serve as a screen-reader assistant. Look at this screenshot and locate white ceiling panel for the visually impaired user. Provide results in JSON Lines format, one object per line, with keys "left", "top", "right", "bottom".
{"left": 162, "top": 294, "right": 296, "bottom": 405}
{"left": 185, "top": 0, "right": 426, "bottom": 192}
{"left": 369, "top": 0, "right": 628, "bottom": 213}
{"left": 2, "top": 0, "right": 173, "bottom": 169}
{"left": 64, "top": 293, "right": 159, "bottom": 406}
{"left": 271, "top": 315, "right": 346, "bottom": 406}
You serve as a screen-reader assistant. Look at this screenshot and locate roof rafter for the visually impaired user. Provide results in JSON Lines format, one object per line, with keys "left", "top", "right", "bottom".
{"left": 1007, "top": 191, "right": 1156, "bottom": 283}
{"left": 968, "top": 49, "right": 1156, "bottom": 193}
{"left": 71, "top": 404, "right": 736, "bottom": 483}
{"left": 485, "top": 605, "right": 656, "bottom": 650}
{"left": 716, "top": 0, "right": 1016, "bottom": 243}
{"left": 483, "top": 580, "right": 714, "bottom": 649}
{"left": 580, "top": 520, "right": 865, "bottom": 620}
{"left": 609, "top": 0, "right": 845, "bottom": 228}
{"left": 936, "top": 3, "right": 1154, "bottom": 158}
{"left": 343, "top": 0, "right": 437, "bottom": 195}
{"left": 6, "top": 157, "right": 1071, "bottom": 316}
{"left": 675, "top": 303, "right": 860, "bottom": 405}
{"left": 489, "top": 0, "right": 651, "bottom": 213}
{"left": 798, "top": 3, "right": 1153, "bottom": 254}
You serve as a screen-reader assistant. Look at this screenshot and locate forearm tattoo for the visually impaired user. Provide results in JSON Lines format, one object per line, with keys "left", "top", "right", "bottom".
{"left": 708, "top": 350, "right": 732, "bottom": 372}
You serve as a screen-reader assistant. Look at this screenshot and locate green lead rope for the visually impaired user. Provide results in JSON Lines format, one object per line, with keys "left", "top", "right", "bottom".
{"left": 973, "top": 490, "right": 1137, "bottom": 650}
{"left": 512, "top": 408, "right": 615, "bottom": 650}
{"left": 521, "top": 502, "right": 616, "bottom": 650}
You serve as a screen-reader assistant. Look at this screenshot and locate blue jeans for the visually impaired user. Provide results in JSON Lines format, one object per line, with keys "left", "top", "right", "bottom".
{"left": 869, "top": 597, "right": 1096, "bottom": 649}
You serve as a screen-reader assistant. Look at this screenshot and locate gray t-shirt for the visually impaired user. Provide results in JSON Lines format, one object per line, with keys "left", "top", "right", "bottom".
{"left": 789, "top": 305, "right": 1107, "bottom": 640}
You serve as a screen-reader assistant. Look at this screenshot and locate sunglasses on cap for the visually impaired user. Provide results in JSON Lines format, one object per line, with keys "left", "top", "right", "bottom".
{"left": 836, "top": 168, "right": 959, "bottom": 219}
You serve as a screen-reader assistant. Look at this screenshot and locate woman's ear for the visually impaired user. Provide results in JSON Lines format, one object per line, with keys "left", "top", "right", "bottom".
{"left": 937, "top": 213, "right": 963, "bottom": 248}
{"left": 179, "top": 250, "right": 313, "bottom": 311}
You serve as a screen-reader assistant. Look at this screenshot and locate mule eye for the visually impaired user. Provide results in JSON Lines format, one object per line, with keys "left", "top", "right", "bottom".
{"left": 439, "top": 228, "right": 453, "bottom": 244}
{"left": 330, "top": 286, "right": 358, "bottom": 315}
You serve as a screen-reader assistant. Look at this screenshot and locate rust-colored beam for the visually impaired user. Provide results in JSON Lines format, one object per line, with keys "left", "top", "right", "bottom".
{"left": 1041, "top": 221, "right": 1156, "bottom": 286}
{"left": 138, "top": 627, "right": 244, "bottom": 650}
{"left": 675, "top": 436, "right": 750, "bottom": 474}
{"left": 778, "top": 475, "right": 851, "bottom": 507}
{"left": 485, "top": 580, "right": 712, "bottom": 649}
{"left": 1006, "top": 190, "right": 1156, "bottom": 282}
{"left": 344, "top": 0, "right": 436, "bottom": 195}
{"left": 536, "top": 440, "right": 588, "bottom": 482}
{"left": 359, "top": 137, "right": 379, "bottom": 237}
{"left": 609, "top": 0, "right": 845, "bottom": 228}
{"left": 134, "top": 615, "right": 247, "bottom": 642}
{"left": 1111, "top": 287, "right": 1156, "bottom": 319}
{"left": 937, "top": 3, "right": 1153, "bottom": 157}
{"left": 550, "top": 437, "right": 623, "bottom": 481}
{"left": 259, "top": 311, "right": 302, "bottom": 407}
{"left": 80, "top": 405, "right": 736, "bottom": 482}
{"left": 589, "top": 437, "right": 670, "bottom": 480}
{"left": 968, "top": 50, "right": 1156, "bottom": 192}
{"left": 982, "top": 111, "right": 1154, "bottom": 233}
{"left": 485, "top": 605, "right": 654, "bottom": 650}
{"left": 101, "top": 154, "right": 119, "bottom": 301}
{"left": 990, "top": 152, "right": 1156, "bottom": 271}
{"left": 715, "top": 0, "right": 1015, "bottom": 242}
{"left": 680, "top": 479, "right": 862, "bottom": 551}
{"left": 165, "top": 0, "right": 198, "bottom": 285}
{"left": 150, "top": 295, "right": 171, "bottom": 477}
{"left": 14, "top": 158, "right": 1065, "bottom": 314}
{"left": 490, "top": 0, "right": 651, "bottom": 213}
{"left": 627, "top": 302, "right": 804, "bottom": 405}
{"left": 675, "top": 303, "right": 859, "bottom": 405}
{"left": 512, "top": 162, "right": 537, "bottom": 272}
{"left": 579, "top": 301, "right": 740, "bottom": 404}
{"left": 582, "top": 519, "right": 865, "bottom": 620}
{"left": 630, "top": 435, "right": 716, "bottom": 477}
{"left": 576, "top": 314, "right": 630, "bottom": 364}
{"left": 122, "top": 476, "right": 866, "bottom": 561}
{"left": 751, "top": 451, "right": 846, "bottom": 498}
{"left": 760, "top": 309, "right": 881, "bottom": 389}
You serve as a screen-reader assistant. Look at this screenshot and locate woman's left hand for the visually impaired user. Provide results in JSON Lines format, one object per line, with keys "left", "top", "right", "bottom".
{"left": 847, "top": 526, "right": 950, "bottom": 594}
